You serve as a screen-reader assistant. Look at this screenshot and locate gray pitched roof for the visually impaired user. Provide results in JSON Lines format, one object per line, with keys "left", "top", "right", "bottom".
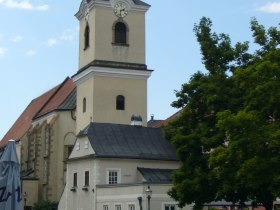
{"left": 58, "top": 88, "right": 76, "bottom": 110}
{"left": 79, "top": 123, "right": 177, "bottom": 161}
{"left": 138, "top": 167, "right": 175, "bottom": 183}
{"left": 132, "top": 0, "right": 150, "bottom": 6}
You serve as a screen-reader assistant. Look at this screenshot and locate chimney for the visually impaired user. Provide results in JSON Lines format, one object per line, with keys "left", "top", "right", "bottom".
{"left": 131, "top": 115, "right": 143, "bottom": 126}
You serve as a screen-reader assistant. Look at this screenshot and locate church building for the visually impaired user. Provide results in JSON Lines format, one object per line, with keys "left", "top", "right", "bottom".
{"left": 0, "top": 0, "right": 187, "bottom": 209}
{"left": 58, "top": 0, "right": 190, "bottom": 210}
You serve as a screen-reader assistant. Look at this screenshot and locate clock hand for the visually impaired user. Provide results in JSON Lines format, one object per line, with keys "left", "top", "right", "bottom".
{"left": 120, "top": 8, "right": 124, "bottom": 16}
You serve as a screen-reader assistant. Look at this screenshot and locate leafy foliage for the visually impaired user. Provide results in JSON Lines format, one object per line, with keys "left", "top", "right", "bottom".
{"left": 32, "top": 200, "right": 58, "bottom": 210}
{"left": 165, "top": 17, "right": 280, "bottom": 210}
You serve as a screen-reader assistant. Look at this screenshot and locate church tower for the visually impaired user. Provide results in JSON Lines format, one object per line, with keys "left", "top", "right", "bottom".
{"left": 73, "top": 0, "right": 152, "bottom": 132}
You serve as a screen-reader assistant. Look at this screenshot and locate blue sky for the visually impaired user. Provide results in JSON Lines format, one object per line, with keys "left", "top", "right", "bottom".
{"left": 0, "top": 0, "right": 279, "bottom": 140}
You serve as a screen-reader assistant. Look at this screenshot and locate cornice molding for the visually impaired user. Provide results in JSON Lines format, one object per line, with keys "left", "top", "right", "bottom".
{"left": 73, "top": 65, "right": 152, "bottom": 86}
{"left": 75, "top": 0, "right": 150, "bottom": 21}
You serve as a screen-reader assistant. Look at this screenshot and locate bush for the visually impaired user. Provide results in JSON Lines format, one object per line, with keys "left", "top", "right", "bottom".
{"left": 32, "top": 200, "right": 58, "bottom": 210}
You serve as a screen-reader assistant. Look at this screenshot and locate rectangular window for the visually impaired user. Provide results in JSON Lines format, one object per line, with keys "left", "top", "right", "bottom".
{"left": 103, "top": 205, "right": 109, "bottom": 210}
{"left": 108, "top": 170, "right": 119, "bottom": 184}
{"left": 73, "top": 172, "right": 77, "bottom": 187}
{"left": 165, "top": 204, "right": 176, "bottom": 210}
{"left": 115, "top": 205, "right": 121, "bottom": 210}
{"left": 128, "top": 204, "right": 135, "bottom": 210}
{"left": 85, "top": 171, "right": 89, "bottom": 186}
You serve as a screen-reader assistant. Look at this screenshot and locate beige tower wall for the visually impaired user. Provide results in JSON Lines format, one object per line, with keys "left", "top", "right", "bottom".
{"left": 78, "top": 6, "right": 146, "bottom": 69}
{"left": 76, "top": 73, "right": 148, "bottom": 132}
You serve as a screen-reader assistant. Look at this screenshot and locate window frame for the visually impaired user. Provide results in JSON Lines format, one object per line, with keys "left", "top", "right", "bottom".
{"left": 73, "top": 172, "right": 78, "bottom": 187}
{"left": 128, "top": 203, "right": 136, "bottom": 210}
{"left": 84, "top": 23, "right": 90, "bottom": 50}
{"left": 163, "top": 203, "right": 178, "bottom": 210}
{"left": 83, "top": 97, "right": 87, "bottom": 113}
{"left": 112, "top": 21, "right": 129, "bottom": 46}
{"left": 115, "top": 204, "right": 122, "bottom": 210}
{"left": 106, "top": 168, "right": 121, "bottom": 185}
{"left": 103, "top": 205, "right": 109, "bottom": 210}
{"left": 84, "top": 170, "right": 90, "bottom": 186}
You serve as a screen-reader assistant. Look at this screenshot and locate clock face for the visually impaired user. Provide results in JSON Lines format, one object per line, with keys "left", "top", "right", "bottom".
{"left": 114, "top": 2, "right": 128, "bottom": 18}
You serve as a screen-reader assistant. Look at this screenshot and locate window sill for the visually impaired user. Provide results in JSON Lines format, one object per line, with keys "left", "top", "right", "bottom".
{"left": 70, "top": 187, "right": 77, "bottom": 192}
{"left": 112, "top": 43, "right": 129, "bottom": 47}
{"left": 82, "top": 186, "right": 89, "bottom": 191}
{"left": 83, "top": 46, "right": 90, "bottom": 51}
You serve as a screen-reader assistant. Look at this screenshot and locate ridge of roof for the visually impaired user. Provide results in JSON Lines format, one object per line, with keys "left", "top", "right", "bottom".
{"left": 34, "top": 77, "right": 75, "bottom": 119}
{"left": 0, "top": 77, "right": 76, "bottom": 148}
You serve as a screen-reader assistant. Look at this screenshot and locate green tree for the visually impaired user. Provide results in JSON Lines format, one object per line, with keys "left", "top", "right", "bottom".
{"left": 165, "top": 17, "right": 280, "bottom": 210}
{"left": 32, "top": 200, "right": 58, "bottom": 210}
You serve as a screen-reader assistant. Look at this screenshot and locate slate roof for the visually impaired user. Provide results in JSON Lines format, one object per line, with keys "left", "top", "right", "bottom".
{"left": 0, "top": 77, "right": 76, "bottom": 148}
{"left": 132, "top": 0, "right": 150, "bottom": 6}
{"left": 138, "top": 167, "right": 175, "bottom": 183}
{"left": 79, "top": 123, "right": 177, "bottom": 161}
{"left": 58, "top": 88, "right": 76, "bottom": 110}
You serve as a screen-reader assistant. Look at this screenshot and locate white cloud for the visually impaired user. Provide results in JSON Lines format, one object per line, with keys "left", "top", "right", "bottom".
{"left": 257, "top": 2, "right": 280, "bottom": 13}
{"left": 26, "top": 49, "right": 36, "bottom": 56}
{"left": 36, "top": 4, "right": 49, "bottom": 11}
{"left": 10, "top": 35, "right": 23, "bottom": 43}
{"left": 0, "top": 47, "right": 6, "bottom": 57}
{"left": 47, "top": 38, "right": 58, "bottom": 47}
{"left": 0, "top": 0, "right": 49, "bottom": 11}
{"left": 61, "top": 28, "right": 78, "bottom": 42}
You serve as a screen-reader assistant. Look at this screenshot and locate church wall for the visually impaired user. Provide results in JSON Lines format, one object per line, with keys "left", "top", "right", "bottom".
{"left": 19, "top": 111, "right": 76, "bottom": 205}
{"left": 47, "top": 111, "right": 76, "bottom": 202}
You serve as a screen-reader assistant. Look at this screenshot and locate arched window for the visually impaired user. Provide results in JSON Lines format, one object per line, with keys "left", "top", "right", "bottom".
{"left": 83, "top": 98, "right": 87, "bottom": 113}
{"left": 114, "top": 22, "right": 127, "bottom": 44}
{"left": 116, "top": 95, "right": 125, "bottom": 110}
{"left": 84, "top": 24, "right": 90, "bottom": 50}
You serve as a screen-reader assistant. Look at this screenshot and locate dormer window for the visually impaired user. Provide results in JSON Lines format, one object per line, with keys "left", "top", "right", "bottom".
{"left": 84, "top": 24, "right": 90, "bottom": 50}
{"left": 113, "top": 21, "right": 128, "bottom": 45}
